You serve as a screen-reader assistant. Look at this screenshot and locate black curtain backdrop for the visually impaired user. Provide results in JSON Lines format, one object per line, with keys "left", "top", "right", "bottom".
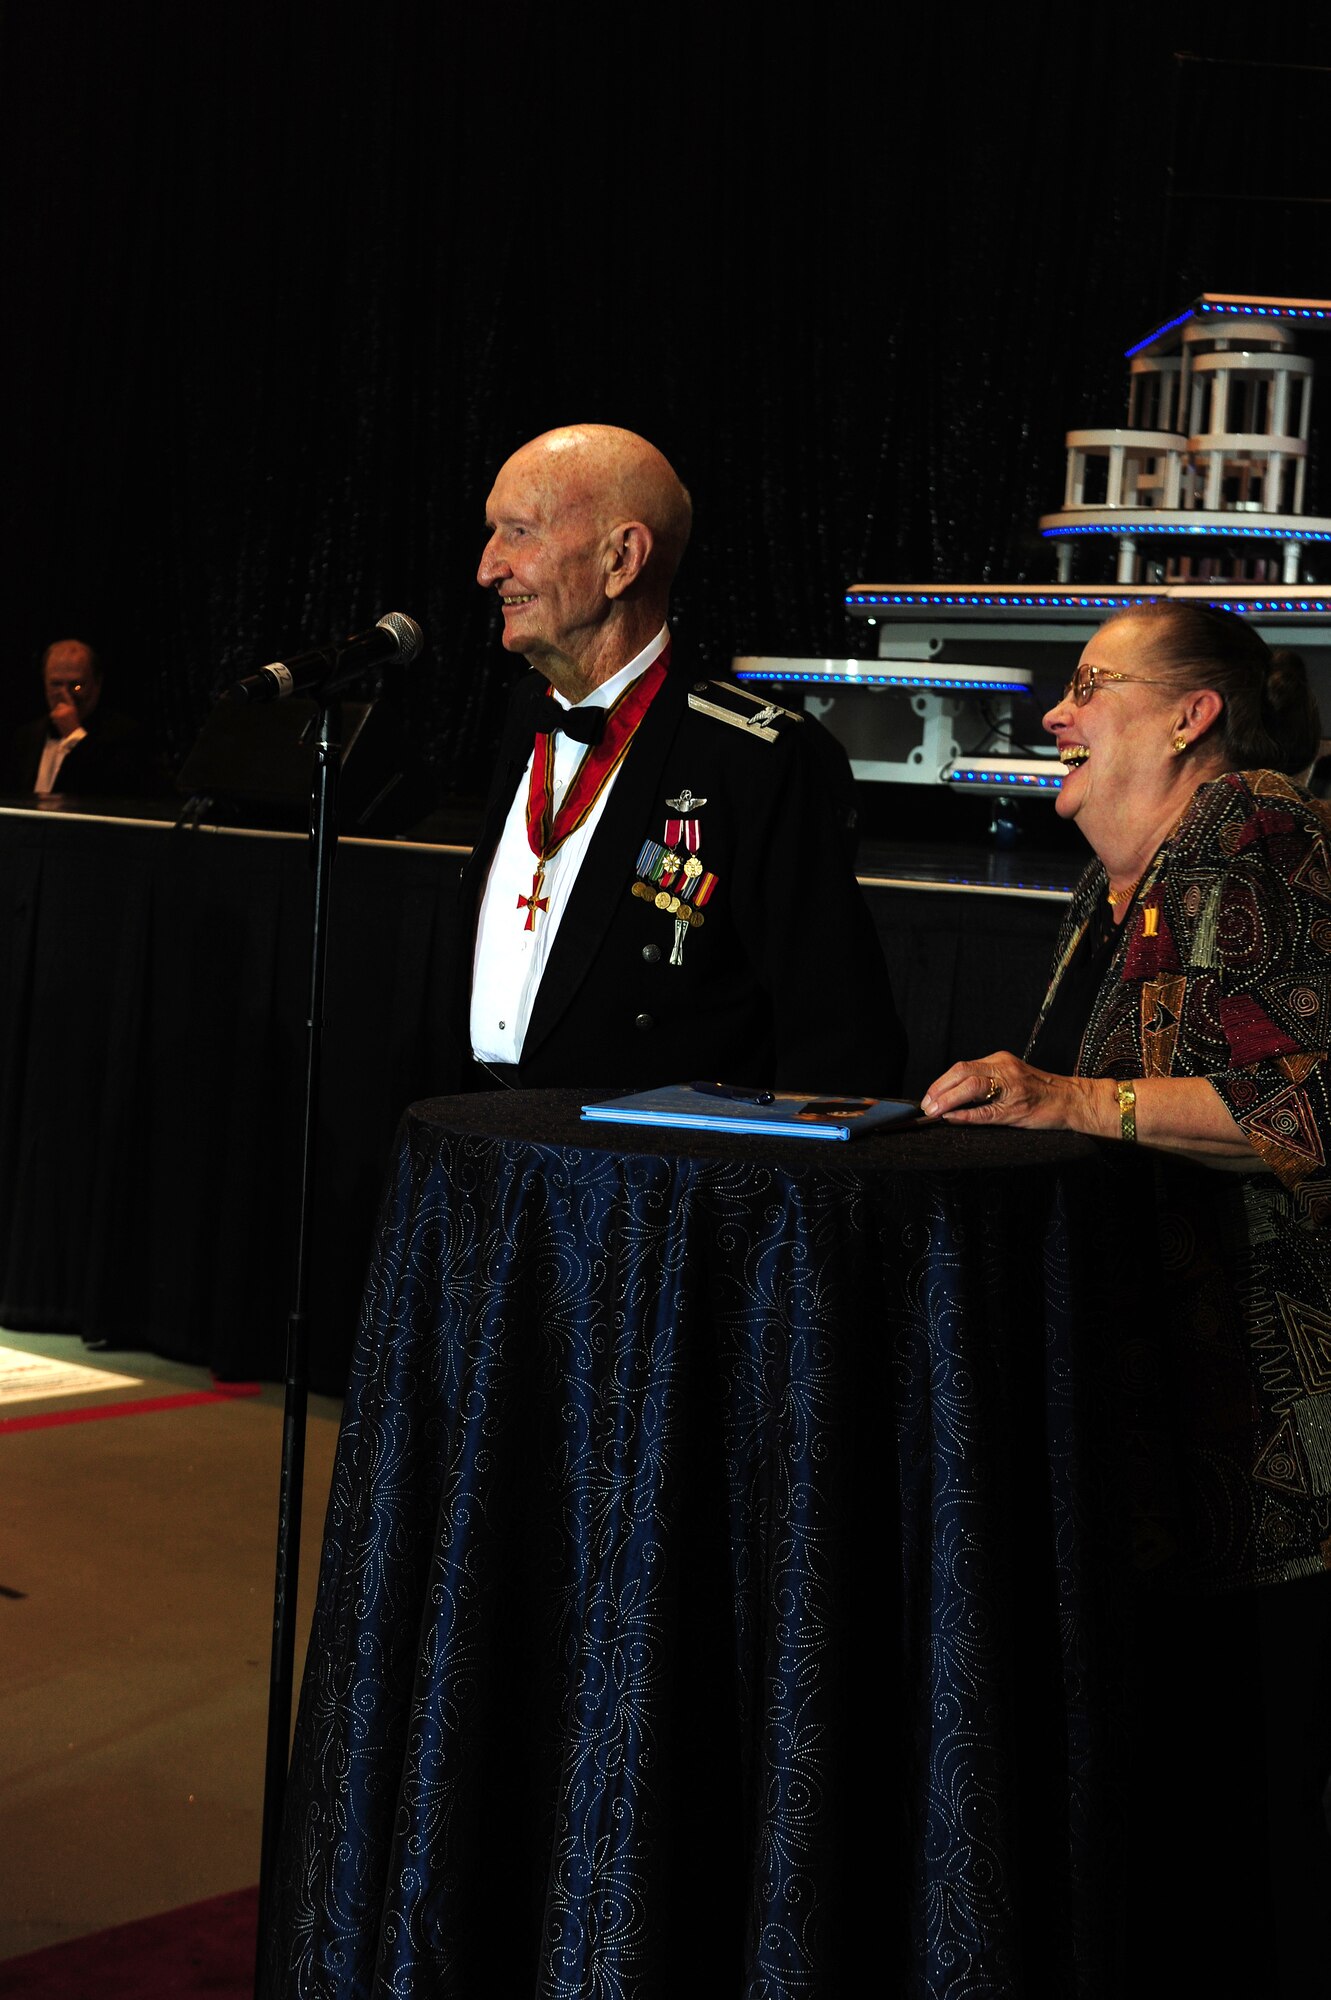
{"left": 2, "top": 8, "right": 1331, "bottom": 797}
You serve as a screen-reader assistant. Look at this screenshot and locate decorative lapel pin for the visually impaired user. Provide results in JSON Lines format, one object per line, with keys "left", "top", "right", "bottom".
{"left": 664, "top": 788, "right": 704, "bottom": 860}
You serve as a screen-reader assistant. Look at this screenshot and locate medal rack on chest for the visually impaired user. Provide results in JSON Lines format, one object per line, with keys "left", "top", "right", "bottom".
{"left": 632, "top": 790, "right": 717, "bottom": 964}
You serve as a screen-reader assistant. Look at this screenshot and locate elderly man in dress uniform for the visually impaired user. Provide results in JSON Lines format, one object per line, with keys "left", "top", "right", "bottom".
{"left": 455, "top": 422, "right": 904, "bottom": 1095}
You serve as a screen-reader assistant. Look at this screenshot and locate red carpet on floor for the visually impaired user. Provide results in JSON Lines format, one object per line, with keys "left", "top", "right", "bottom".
{"left": 0, "top": 1384, "right": 263, "bottom": 1436}
{"left": 0, "top": 1886, "right": 258, "bottom": 1998}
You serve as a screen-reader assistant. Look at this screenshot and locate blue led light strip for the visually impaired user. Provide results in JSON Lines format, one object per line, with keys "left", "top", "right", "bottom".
{"left": 845, "top": 590, "right": 1152, "bottom": 609}
{"left": 1124, "top": 309, "right": 1196, "bottom": 359}
{"left": 1199, "top": 301, "right": 1330, "bottom": 321}
{"left": 1203, "top": 598, "right": 1331, "bottom": 614}
{"left": 734, "top": 669, "right": 1031, "bottom": 691}
{"left": 947, "top": 768, "right": 1063, "bottom": 790}
{"left": 1040, "top": 523, "right": 1331, "bottom": 543}
{"left": 845, "top": 589, "right": 1331, "bottom": 621}
{"left": 1125, "top": 298, "right": 1331, "bottom": 359}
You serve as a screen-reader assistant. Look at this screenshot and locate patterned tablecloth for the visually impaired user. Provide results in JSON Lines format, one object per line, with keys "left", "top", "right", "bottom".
{"left": 263, "top": 1092, "right": 1161, "bottom": 1999}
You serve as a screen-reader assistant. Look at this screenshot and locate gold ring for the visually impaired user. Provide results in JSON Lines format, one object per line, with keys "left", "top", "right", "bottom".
{"left": 984, "top": 1073, "right": 1002, "bottom": 1103}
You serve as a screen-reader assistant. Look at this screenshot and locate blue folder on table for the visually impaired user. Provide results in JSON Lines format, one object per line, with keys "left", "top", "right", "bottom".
{"left": 580, "top": 1084, "right": 922, "bottom": 1142}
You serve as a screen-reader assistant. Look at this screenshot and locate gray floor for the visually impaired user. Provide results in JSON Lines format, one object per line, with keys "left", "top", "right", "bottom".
{"left": 0, "top": 1328, "right": 341, "bottom": 1960}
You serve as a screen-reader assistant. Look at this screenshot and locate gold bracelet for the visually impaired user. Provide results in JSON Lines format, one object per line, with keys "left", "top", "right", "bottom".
{"left": 1117, "top": 1079, "right": 1137, "bottom": 1143}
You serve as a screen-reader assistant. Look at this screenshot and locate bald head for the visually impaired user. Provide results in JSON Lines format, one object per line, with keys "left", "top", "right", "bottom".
{"left": 478, "top": 424, "right": 692, "bottom": 698}
{"left": 521, "top": 426, "right": 692, "bottom": 584}
{"left": 43, "top": 638, "right": 102, "bottom": 730}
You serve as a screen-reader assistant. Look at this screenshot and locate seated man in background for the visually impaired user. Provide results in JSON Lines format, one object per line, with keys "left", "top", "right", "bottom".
{"left": 3, "top": 638, "right": 167, "bottom": 798}
{"left": 456, "top": 422, "right": 904, "bottom": 1094}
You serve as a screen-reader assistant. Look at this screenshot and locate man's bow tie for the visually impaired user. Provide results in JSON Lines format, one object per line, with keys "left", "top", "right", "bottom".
{"left": 535, "top": 701, "right": 605, "bottom": 746}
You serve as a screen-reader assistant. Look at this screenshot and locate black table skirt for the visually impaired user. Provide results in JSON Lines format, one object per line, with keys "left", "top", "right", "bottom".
{"left": 0, "top": 807, "right": 1065, "bottom": 1387}
{"left": 0, "top": 813, "right": 467, "bottom": 1383}
{"left": 264, "top": 1094, "right": 1161, "bottom": 1999}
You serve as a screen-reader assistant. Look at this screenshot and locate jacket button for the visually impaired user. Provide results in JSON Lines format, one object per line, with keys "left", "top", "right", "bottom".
{"left": 641, "top": 943, "right": 661, "bottom": 963}
{"left": 634, "top": 1012, "right": 655, "bottom": 1032}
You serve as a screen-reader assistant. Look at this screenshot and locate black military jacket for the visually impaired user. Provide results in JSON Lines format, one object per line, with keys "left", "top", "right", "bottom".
{"left": 452, "top": 661, "right": 905, "bottom": 1096}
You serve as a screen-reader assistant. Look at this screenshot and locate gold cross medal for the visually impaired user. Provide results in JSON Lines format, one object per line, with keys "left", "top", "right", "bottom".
{"left": 517, "top": 867, "right": 550, "bottom": 930}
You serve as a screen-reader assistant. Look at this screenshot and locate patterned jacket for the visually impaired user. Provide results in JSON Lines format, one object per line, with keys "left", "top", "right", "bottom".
{"left": 1031, "top": 770, "right": 1331, "bottom": 1588}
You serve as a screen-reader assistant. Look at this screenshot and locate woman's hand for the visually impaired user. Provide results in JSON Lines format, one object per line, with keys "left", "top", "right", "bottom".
{"left": 919, "top": 1053, "right": 1111, "bottom": 1134}
{"left": 919, "top": 1058, "right": 1261, "bottom": 1165}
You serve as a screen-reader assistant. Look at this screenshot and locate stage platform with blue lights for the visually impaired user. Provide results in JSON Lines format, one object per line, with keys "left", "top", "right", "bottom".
{"left": 740, "top": 294, "right": 1331, "bottom": 799}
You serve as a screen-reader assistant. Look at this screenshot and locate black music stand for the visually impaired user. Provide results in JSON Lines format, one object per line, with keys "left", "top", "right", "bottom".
{"left": 176, "top": 692, "right": 430, "bottom": 835}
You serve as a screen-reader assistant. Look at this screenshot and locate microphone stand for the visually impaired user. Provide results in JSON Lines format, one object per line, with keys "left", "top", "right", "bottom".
{"left": 253, "top": 668, "right": 380, "bottom": 1988}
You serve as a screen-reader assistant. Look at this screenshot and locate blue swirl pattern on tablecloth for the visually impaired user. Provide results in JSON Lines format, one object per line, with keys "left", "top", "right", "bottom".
{"left": 263, "top": 1107, "right": 1131, "bottom": 1999}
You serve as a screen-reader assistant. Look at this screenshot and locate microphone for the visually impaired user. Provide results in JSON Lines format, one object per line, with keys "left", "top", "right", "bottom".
{"left": 225, "top": 611, "right": 424, "bottom": 702}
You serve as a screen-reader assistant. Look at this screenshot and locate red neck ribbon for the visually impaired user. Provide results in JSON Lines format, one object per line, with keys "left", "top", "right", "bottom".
{"left": 524, "top": 649, "right": 669, "bottom": 865}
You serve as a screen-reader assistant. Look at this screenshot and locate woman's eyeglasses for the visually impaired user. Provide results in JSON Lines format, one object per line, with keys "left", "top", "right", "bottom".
{"left": 1062, "top": 663, "right": 1174, "bottom": 707}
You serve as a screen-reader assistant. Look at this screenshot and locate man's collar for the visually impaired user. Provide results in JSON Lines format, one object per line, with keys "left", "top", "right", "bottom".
{"left": 550, "top": 625, "right": 670, "bottom": 716}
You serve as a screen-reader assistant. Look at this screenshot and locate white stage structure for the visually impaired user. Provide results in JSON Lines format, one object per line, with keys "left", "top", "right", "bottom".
{"left": 738, "top": 294, "right": 1331, "bottom": 798}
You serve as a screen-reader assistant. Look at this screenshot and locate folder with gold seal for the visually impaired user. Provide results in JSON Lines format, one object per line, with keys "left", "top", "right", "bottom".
{"left": 580, "top": 1083, "right": 922, "bottom": 1142}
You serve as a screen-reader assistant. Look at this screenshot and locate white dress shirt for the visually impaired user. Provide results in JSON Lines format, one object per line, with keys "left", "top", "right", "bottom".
{"left": 470, "top": 626, "right": 670, "bottom": 1065}
{"left": 34, "top": 726, "right": 87, "bottom": 795}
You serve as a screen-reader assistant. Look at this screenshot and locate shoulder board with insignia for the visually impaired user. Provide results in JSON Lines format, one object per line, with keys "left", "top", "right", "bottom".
{"left": 686, "top": 681, "right": 803, "bottom": 743}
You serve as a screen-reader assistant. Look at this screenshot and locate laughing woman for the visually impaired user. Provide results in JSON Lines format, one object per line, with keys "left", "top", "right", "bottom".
{"left": 921, "top": 598, "right": 1330, "bottom": 1996}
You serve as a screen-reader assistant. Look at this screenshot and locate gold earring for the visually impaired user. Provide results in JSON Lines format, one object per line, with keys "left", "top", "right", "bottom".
{"left": 1173, "top": 734, "right": 1188, "bottom": 755}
